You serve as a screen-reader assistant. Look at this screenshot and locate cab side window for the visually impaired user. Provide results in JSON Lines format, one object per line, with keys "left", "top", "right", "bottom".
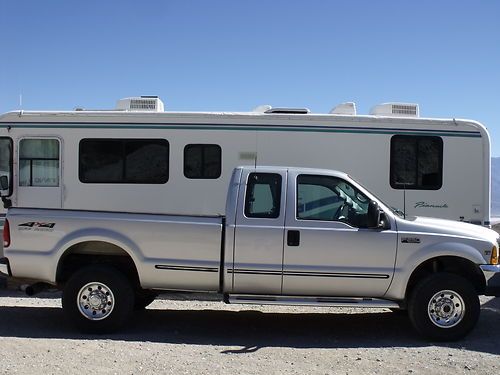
{"left": 297, "top": 174, "right": 370, "bottom": 227}
{"left": 244, "top": 173, "right": 282, "bottom": 219}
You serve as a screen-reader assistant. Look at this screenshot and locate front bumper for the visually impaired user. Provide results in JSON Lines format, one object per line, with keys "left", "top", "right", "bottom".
{"left": 0, "top": 257, "right": 10, "bottom": 277}
{"left": 480, "top": 264, "right": 500, "bottom": 297}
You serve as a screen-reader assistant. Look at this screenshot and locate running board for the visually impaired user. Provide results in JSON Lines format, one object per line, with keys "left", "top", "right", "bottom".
{"left": 227, "top": 294, "right": 400, "bottom": 309}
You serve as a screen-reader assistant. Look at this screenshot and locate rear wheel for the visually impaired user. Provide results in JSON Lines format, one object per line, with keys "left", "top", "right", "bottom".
{"left": 408, "top": 273, "right": 479, "bottom": 341}
{"left": 62, "top": 265, "right": 135, "bottom": 333}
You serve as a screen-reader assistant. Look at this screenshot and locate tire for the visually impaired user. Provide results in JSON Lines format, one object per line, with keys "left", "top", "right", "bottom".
{"left": 408, "top": 273, "right": 480, "bottom": 341}
{"left": 62, "top": 265, "right": 135, "bottom": 333}
{"left": 134, "top": 290, "right": 158, "bottom": 310}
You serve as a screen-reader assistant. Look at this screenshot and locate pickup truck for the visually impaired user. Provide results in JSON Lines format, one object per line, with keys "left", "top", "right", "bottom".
{"left": 1, "top": 166, "right": 499, "bottom": 340}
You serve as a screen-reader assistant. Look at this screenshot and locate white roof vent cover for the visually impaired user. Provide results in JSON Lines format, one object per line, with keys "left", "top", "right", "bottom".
{"left": 329, "top": 102, "right": 357, "bottom": 115}
{"left": 370, "top": 103, "right": 419, "bottom": 117}
{"left": 116, "top": 96, "right": 164, "bottom": 112}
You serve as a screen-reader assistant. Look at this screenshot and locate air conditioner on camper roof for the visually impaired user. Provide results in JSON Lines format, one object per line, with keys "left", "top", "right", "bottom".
{"left": 370, "top": 103, "right": 419, "bottom": 118}
{"left": 116, "top": 96, "right": 164, "bottom": 112}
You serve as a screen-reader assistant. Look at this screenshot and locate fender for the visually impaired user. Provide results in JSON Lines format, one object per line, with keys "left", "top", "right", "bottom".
{"left": 52, "top": 227, "right": 145, "bottom": 284}
{"left": 385, "top": 240, "right": 486, "bottom": 300}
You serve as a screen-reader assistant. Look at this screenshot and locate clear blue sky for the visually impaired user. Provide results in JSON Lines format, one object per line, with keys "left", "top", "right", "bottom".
{"left": 1, "top": 0, "right": 499, "bottom": 155}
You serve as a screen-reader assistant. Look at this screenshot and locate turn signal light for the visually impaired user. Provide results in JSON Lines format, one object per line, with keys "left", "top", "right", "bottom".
{"left": 491, "top": 245, "right": 498, "bottom": 265}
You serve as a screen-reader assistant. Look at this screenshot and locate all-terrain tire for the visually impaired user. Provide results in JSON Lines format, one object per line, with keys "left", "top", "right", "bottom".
{"left": 62, "top": 265, "right": 135, "bottom": 333}
{"left": 408, "top": 273, "right": 480, "bottom": 341}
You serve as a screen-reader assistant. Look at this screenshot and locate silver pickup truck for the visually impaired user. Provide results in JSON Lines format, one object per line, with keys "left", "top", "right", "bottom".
{"left": 1, "top": 166, "right": 499, "bottom": 340}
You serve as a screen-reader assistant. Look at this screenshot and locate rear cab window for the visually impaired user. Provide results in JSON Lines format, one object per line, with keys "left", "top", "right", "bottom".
{"left": 244, "top": 173, "right": 282, "bottom": 219}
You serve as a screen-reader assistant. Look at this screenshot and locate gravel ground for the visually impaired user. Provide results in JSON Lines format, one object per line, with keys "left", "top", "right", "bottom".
{"left": 0, "top": 291, "right": 498, "bottom": 374}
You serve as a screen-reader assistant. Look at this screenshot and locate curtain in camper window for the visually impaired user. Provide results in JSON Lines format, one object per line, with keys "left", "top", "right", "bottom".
{"left": 19, "top": 139, "right": 60, "bottom": 187}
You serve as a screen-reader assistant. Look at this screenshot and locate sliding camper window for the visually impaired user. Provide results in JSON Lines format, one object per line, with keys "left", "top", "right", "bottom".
{"left": 390, "top": 135, "right": 443, "bottom": 190}
{"left": 184, "top": 144, "right": 222, "bottom": 179}
{"left": 19, "top": 138, "right": 60, "bottom": 187}
{"left": 79, "top": 139, "right": 169, "bottom": 184}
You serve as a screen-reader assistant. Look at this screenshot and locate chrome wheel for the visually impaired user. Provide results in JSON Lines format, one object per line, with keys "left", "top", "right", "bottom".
{"left": 77, "top": 282, "right": 115, "bottom": 321}
{"left": 427, "top": 289, "right": 465, "bottom": 328}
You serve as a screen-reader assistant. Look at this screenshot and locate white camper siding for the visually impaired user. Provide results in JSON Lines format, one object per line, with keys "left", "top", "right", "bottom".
{"left": 0, "top": 111, "right": 491, "bottom": 224}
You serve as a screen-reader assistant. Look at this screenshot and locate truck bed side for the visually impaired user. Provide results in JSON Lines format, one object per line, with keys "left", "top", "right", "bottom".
{"left": 5, "top": 208, "right": 223, "bottom": 291}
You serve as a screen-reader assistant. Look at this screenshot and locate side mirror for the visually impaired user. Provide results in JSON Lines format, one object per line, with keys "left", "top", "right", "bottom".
{"left": 367, "top": 200, "right": 381, "bottom": 229}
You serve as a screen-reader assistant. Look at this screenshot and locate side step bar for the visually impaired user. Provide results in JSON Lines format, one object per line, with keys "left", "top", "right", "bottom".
{"left": 227, "top": 294, "right": 400, "bottom": 309}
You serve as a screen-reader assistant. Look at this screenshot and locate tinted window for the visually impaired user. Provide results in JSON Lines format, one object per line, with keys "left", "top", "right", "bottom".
{"left": 244, "top": 173, "right": 282, "bottom": 219}
{"left": 19, "top": 138, "right": 60, "bottom": 187}
{"left": 390, "top": 135, "right": 443, "bottom": 190}
{"left": 184, "top": 144, "right": 221, "bottom": 179}
{"left": 79, "top": 139, "right": 169, "bottom": 184}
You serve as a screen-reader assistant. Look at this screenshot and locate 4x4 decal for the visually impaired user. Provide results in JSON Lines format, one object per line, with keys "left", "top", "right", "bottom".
{"left": 18, "top": 222, "right": 56, "bottom": 231}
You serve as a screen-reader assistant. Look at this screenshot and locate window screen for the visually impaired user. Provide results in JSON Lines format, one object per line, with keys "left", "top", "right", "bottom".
{"left": 79, "top": 139, "right": 169, "bottom": 184}
{"left": 19, "top": 138, "right": 60, "bottom": 187}
{"left": 244, "top": 173, "right": 282, "bottom": 219}
{"left": 184, "top": 144, "right": 221, "bottom": 179}
{"left": 390, "top": 135, "right": 443, "bottom": 190}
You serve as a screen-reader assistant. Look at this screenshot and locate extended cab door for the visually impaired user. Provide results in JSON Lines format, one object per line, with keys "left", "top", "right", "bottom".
{"left": 231, "top": 169, "right": 287, "bottom": 294}
{"left": 282, "top": 171, "right": 398, "bottom": 297}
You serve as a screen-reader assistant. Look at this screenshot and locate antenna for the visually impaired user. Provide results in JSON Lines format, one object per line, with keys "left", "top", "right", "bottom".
{"left": 19, "top": 94, "right": 23, "bottom": 109}
{"left": 403, "top": 183, "right": 406, "bottom": 219}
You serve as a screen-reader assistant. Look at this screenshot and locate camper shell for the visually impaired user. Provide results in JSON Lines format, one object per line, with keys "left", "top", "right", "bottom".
{"left": 0, "top": 97, "right": 491, "bottom": 227}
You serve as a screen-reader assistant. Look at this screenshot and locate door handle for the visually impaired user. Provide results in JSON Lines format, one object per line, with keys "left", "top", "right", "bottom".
{"left": 287, "top": 230, "right": 300, "bottom": 246}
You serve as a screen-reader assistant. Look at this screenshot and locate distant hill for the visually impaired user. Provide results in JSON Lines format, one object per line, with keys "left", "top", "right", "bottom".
{"left": 492, "top": 157, "right": 500, "bottom": 216}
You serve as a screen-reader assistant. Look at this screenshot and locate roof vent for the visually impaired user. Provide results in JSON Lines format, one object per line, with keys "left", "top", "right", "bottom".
{"left": 329, "top": 102, "right": 357, "bottom": 115}
{"left": 370, "top": 103, "right": 419, "bottom": 117}
{"left": 116, "top": 96, "right": 164, "bottom": 112}
{"left": 252, "top": 105, "right": 272, "bottom": 113}
{"left": 264, "top": 107, "right": 310, "bottom": 114}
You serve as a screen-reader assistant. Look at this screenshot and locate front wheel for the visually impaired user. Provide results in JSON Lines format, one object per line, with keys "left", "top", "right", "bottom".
{"left": 408, "top": 273, "right": 480, "bottom": 341}
{"left": 62, "top": 265, "right": 135, "bottom": 333}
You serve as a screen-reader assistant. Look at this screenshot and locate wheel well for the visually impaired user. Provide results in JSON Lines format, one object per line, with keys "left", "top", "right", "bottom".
{"left": 405, "top": 256, "right": 485, "bottom": 300}
{"left": 56, "top": 241, "right": 140, "bottom": 288}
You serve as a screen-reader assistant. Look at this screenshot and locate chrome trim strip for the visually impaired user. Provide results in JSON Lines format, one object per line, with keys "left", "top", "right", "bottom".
{"left": 229, "top": 268, "right": 389, "bottom": 279}
{"left": 155, "top": 265, "right": 219, "bottom": 273}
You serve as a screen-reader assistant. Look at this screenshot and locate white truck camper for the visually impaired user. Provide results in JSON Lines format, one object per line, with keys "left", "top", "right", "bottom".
{"left": 0, "top": 96, "right": 492, "bottom": 228}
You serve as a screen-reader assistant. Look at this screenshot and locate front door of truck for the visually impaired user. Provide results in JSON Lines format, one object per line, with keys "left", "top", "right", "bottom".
{"left": 16, "top": 138, "right": 63, "bottom": 208}
{"left": 282, "top": 172, "right": 397, "bottom": 297}
{"left": 231, "top": 170, "right": 287, "bottom": 294}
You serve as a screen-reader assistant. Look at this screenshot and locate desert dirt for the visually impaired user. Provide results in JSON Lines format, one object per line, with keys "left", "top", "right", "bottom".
{"left": 0, "top": 290, "right": 498, "bottom": 375}
{"left": 0, "top": 224, "right": 499, "bottom": 374}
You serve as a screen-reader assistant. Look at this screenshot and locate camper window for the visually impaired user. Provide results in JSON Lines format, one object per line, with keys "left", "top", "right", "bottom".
{"left": 19, "top": 138, "right": 60, "bottom": 187}
{"left": 184, "top": 144, "right": 222, "bottom": 179}
{"left": 79, "top": 139, "right": 169, "bottom": 184}
{"left": 0, "top": 137, "right": 13, "bottom": 195}
{"left": 390, "top": 135, "right": 443, "bottom": 190}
